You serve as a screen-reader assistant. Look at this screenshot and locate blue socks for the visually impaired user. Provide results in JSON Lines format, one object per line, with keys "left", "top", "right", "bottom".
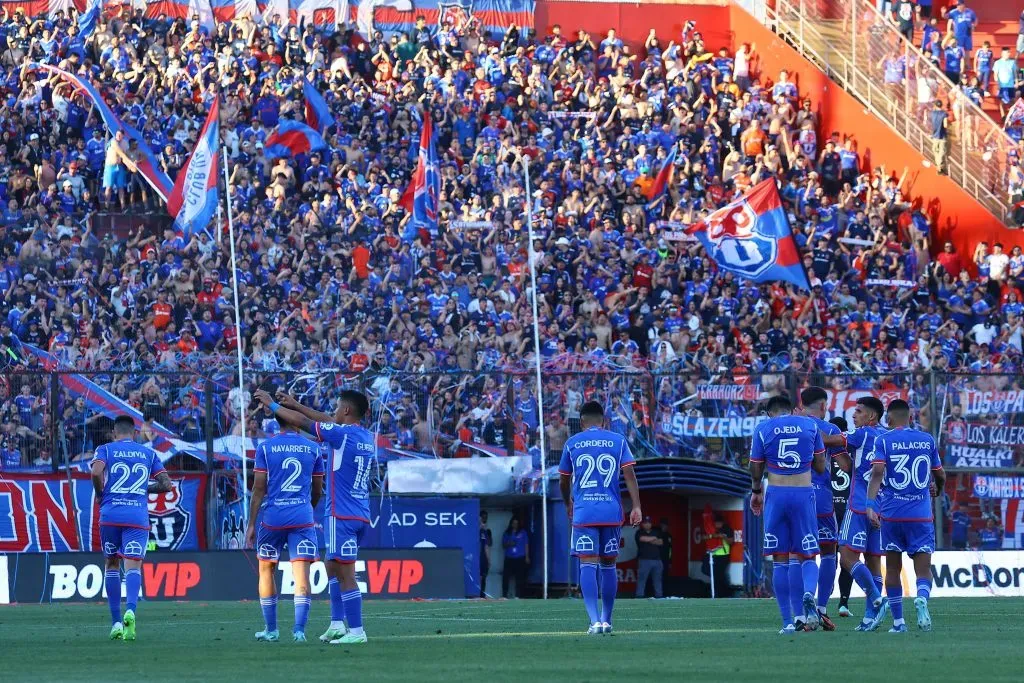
{"left": 773, "top": 561, "right": 793, "bottom": 627}
{"left": 580, "top": 563, "right": 600, "bottom": 624}
{"left": 329, "top": 577, "right": 344, "bottom": 621}
{"left": 260, "top": 595, "right": 278, "bottom": 631}
{"left": 888, "top": 585, "right": 904, "bottom": 625}
{"left": 788, "top": 559, "right": 804, "bottom": 620}
{"left": 105, "top": 570, "right": 121, "bottom": 625}
{"left": 599, "top": 565, "right": 617, "bottom": 624}
{"left": 124, "top": 568, "right": 141, "bottom": 613}
{"left": 850, "top": 561, "right": 881, "bottom": 602}
{"left": 874, "top": 574, "right": 884, "bottom": 595}
{"left": 293, "top": 594, "right": 311, "bottom": 633}
{"left": 917, "top": 578, "right": 932, "bottom": 600}
{"left": 341, "top": 589, "right": 363, "bottom": 633}
{"left": 802, "top": 559, "right": 819, "bottom": 599}
{"left": 817, "top": 554, "right": 837, "bottom": 610}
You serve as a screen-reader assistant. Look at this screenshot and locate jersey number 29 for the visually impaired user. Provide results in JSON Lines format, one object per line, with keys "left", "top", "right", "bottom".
{"left": 577, "top": 453, "right": 616, "bottom": 488}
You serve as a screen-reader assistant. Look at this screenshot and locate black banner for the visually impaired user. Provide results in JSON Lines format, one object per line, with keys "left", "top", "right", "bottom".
{"left": 1, "top": 549, "right": 465, "bottom": 604}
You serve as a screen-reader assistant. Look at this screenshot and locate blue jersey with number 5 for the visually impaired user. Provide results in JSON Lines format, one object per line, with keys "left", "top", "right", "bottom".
{"left": 313, "top": 421, "right": 374, "bottom": 523}
{"left": 871, "top": 427, "right": 941, "bottom": 522}
{"left": 558, "top": 427, "right": 635, "bottom": 526}
{"left": 93, "top": 439, "right": 165, "bottom": 529}
{"left": 254, "top": 432, "right": 324, "bottom": 529}
{"left": 750, "top": 415, "right": 823, "bottom": 475}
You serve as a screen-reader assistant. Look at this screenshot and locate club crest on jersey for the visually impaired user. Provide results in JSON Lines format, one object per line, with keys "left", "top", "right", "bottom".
{"left": 800, "top": 534, "right": 818, "bottom": 553}
{"left": 762, "top": 532, "right": 779, "bottom": 550}
{"left": 704, "top": 200, "right": 777, "bottom": 279}
{"left": 603, "top": 537, "right": 620, "bottom": 555}
{"left": 259, "top": 543, "right": 280, "bottom": 560}
{"left": 574, "top": 535, "right": 595, "bottom": 554}
{"left": 123, "top": 540, "right": 145, "bottom": 557}
{"left": 885, "top": 542, "right": 903, "bottom": 552}
{"left": 819, "top": 526, "right": 836, "bottom": 541}
{"left": 103, "top": 542, "right": 118, "bottom": 556}
{"left": 851, "top": 531, "right": 867, "bottom": 548}
{"left": 148, "top": 479, "right": 193, "bottom": 551}
{"left": 295, "top": 539, "right": 317, "bottom": 557}
{"left": 339, "top": 538, "right": 358, "bottom": 558}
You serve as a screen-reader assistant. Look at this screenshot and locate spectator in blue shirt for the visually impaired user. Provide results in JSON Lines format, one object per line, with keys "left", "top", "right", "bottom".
{"left": 502, "top": 517, "right": 530, "bottom": 598}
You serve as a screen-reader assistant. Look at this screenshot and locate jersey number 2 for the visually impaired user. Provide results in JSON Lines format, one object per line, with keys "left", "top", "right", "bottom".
{"left": 281, "top": 457, "right": 303, "bottom": 493}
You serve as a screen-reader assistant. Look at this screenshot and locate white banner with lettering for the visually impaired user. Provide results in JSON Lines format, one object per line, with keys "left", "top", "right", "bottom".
{"left": 389, "top": 456, "right": 534, "bottom": 494}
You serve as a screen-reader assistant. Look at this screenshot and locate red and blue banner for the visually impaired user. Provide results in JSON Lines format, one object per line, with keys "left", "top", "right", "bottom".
{"left": 145, "top": 0, "right": 256, "bottom": 24}
{"left": 264, "top": 119, "right": 327, "bottom": 159}
{"left": 303, "top": 80, "right": 336, "bottom": 133}
{"left": 644, "top": 144, "right": 677, "bottom": 202}
{"left": 368, "top": 0, "right": 534, "bottom": 37}
{"left": 686, "top": 179, "right": 811, "bottom": 291}
{"left": 0, "top": 473, "right": 207, "bottom": 553}
{"left": 0, "top": 0, "right": 85, "bottom": 18}
{"left": 399, "top": 110, "right": 440, "bottom": 240}
{"left": 168, "top": 97, "right": 220, "bottom": 239}
{"left": 36, "top": 64, "right": 173, "bottom": 202}
{"left": 78, "top": 0, "right": 102, "bottom": 38}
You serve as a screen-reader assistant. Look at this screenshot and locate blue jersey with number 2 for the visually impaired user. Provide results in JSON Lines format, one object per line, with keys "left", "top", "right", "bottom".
{"left": 871, "top": 427, "right": 941, "bottom": 522}
{"left": 558, "top": 427, "right": 635, "bottom": 526}
{"left": 750, "top": 415, "right": 823, "bottom": 475}
{"left": 254, "top": 432, "right": 325, "bottom": 529}
{"left": 313, "top": 421, "right": 374, "bottom": 523}
{"left": 93, "top": 440, "right": 165, "bottom": 528}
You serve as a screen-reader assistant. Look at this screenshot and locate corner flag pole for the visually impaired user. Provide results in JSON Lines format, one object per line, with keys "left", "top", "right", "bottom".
{"left": 222, "top": 145, "right": 249, "bottom": 523}
{"left": 523, "top": 156, "right": 549, "bottom": 599}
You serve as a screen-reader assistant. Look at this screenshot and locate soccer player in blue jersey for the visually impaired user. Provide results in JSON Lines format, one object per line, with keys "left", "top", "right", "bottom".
{"left": 796, "top": 387, "right": 846, "bottom": 631}
{"left": 558, "top": 401, "right": 642, "bottom": 635}
{"left": 257, "top": 388, "right": 374, "bottom": 645}
{"left": 90, "top": 415, "right": 172, "bottom": 641}
{"left": 749, "top": 394, "right": 826, "bottom": 634}
{"left": 245, "top": 422, "right": 324, "bottom": 642}
{"left": 866, "top": 399, "right": 945, "bottom": 632}
{"left": 831, "top": 396, "right": 890, "bottom": 631}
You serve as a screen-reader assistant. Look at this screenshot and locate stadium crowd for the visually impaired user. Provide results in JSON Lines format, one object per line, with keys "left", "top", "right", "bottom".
{"left": 1, "top": 6, "right": 1023, "bottom": 472}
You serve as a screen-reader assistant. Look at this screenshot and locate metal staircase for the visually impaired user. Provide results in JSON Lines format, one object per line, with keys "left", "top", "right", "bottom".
{"left": 767, "top": 0, "right": 1015, "bottom": 225}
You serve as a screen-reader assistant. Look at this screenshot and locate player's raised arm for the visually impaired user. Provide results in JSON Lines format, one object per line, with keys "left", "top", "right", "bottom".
{"left": 276, "top": 389, "right": 335, "bottom": 424}
{"left": 822, "top": 433, "right": 846, "bottom": 449}
{"left": 256, "top": 389, "right": 316, "bottom": 433}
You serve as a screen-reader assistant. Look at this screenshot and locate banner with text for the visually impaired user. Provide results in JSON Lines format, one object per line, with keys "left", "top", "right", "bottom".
{"left": 974, "top": 475, "right": 1024, "bottom": 500}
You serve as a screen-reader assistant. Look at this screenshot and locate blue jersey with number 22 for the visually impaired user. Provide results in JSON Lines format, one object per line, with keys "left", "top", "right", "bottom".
{"left": 313, "top": 421, "right": 374, "bottom": 523}
{"left": 558, "top": 427, "right": 635, "bottom": 526}
{"left": 93, "top": 439, "right": 165, "bottom": 528}
{"left": 750, "top": 415, "right": 824, "bottom": 475}
{"left": 254, "top": 432, "right": 325, "bottom": 529}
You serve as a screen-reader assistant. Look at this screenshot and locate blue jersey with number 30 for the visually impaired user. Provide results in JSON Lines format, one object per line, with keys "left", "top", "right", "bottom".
{"left": 313, "top": 421, "right": 374, "bottom": 523}
{"left": 254, "top": 432, "right": 325, "bottom": 529}
{"left": 871, "top": 427, "right": 942, "bottom": 522}
{"left": 93, "top": 439, "right": 165, "bottom": 529}
{"left": 558, "top": 427, "right": 635, "bottom": 527}
{"left": 750, "top": 415, "right": 824, "bottom": 475}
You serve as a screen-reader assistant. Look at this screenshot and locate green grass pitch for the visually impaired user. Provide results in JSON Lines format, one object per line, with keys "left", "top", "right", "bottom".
{"left": 1, "top": 598, "right": 1019, "bottom": 681}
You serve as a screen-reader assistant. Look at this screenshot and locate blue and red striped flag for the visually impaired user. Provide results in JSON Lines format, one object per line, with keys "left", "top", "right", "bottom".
{"left": 686, "top": 179, "right": 811, "bottom": 291}
{"left": 399, "top": 111, "right": 441, "bottom": 240}
{"left": 264, "top": 119, "right": 327, "bottom": 159}
{"left": 303, "top": 80, "right": 335, "bottom": 133}
{"left": 644, "top": 145, "right": 678, "bottom": 202}
{"left": 168, "top": 97, "right": 220, "bottom": 239}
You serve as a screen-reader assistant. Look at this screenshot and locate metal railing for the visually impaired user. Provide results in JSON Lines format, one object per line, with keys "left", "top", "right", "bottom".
{"left": 769, "top": 0, "right": 1015, "bottom": 224}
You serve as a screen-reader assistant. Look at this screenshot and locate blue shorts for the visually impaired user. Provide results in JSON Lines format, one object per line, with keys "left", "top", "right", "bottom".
{"left": 101, "top": 525, "right": 148, "bottom": 560}
{"left": 839, "top": 509, "right": 882, "bottom": 556}
{"left": 763, "top": 486, "right": 819, "bottom": 557}
{"left": 881, "top": 519, "right": 935, "bottom": 556}
{"left": 324, "top": 517, "right": 368, "bottom": 563}
{"left": 103, "top": 164, "right": 126, "bottom": 190}
{"left": 256, "top": 523, "right": 318, "bottom": 562}
{"left": 1000, "top": 86, "right": 1016, "bottom": 104}
{"left": 571, "top": 525, "right": 621, "bottom": 557}
{"left": 817, "top": 512, "right": 838, "bottom": 544}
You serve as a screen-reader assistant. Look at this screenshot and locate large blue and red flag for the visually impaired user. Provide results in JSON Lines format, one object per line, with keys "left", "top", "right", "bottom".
{"left": 37, "top": 64, "right": 173, "bottom": 201}
{"left": 303, "top": 80, "right": 335, "bottom": 133}
{"left": 367, "top": 0, "right": 534, "bottom": 37}
{"left": 168, "top": 97, "right": 220, "bottom": 239}
{"left": 644, "top": 145, "right": 678, "bottom": 202}
{"left": 264, "top": 119, "right": 327, "bottom": 159}
{"left": 399, "top": 110, "right": 440, "bottom": 240}
{"left": 686, "top": 179, "right": 811, "bottom": 291}
{"left": 78, "top": 0, "right": 102, "bottom": 39}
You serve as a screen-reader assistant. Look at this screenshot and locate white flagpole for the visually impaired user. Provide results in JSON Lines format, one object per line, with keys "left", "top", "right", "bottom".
{"left": 222, "top": 145, "right": 249, "bottom": 523}
{"left": 523, "top": 156, "right": 549, "bottom": 599}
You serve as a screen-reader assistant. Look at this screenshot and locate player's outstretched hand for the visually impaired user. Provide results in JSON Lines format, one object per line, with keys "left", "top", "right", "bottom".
{"left": 867, "top": 508, "right": 881, "bottom": 528}
{"left": 750, "top": 492, "right": 763, "bottom": 516}
{"left": 244, "top": 525, "right": 256, "bottom": 549}
{"left": 276, "top": 390, "right": 300, "bottom": 409}
{"left": 253, "top": 389, "right": 272, "bottom": 407}
{"left": 629, "top": 507, "right": 643, "bottom": 527}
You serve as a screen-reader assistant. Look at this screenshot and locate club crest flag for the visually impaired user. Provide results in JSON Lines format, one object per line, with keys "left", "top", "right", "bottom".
{"left": 168, "top": 97, "right": 220, "bottom": 238}
{"left": 686, "top": 179, "right": 811, "bottom": 291}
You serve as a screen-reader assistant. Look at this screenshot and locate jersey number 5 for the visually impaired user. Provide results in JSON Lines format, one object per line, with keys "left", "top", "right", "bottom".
{"left": 777, "top": 438, "right": 802, "bottom": 469}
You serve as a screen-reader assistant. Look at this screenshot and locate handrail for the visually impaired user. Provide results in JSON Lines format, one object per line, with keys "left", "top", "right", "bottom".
{"left": 768, "top": 0, "right": 1013, "bottom": 225}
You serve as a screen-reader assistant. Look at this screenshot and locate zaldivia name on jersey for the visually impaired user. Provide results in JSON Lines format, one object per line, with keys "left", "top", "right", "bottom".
{"left": 108, "top": 449, "right": 145, "bottom": 459}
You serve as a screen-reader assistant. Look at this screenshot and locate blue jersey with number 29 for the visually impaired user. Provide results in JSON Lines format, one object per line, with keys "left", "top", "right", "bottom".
{"left": 254, "top": 432, "right": 325, "bottom": 529}
{"left": 313, "top": 421, "right": 374, "bottom": 523}
{"left": 93, "top": 439, "right": 165, "bottom": 528}
{"left": 750, "top": 415, "right": 823, "bottom": 475}
{"left": 871, "top": 427, "right": 942, "bottom": 522}
{"left": 558, "top": 427, "right": 636, "bottom": 526}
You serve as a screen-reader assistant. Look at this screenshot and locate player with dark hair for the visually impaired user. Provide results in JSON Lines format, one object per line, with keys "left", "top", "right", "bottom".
{"left": 559, "top": 400, "right": 642, "bottom": 635}
{"left": 750, "top": 393, "right": 827, "bottom": 634}
{"left": 829, "top": 416, "right": 856, "bottom": 617}
{"left": 245, "top": 419, "right": 324, "bottom": 642}
{"left": 797, "top": 387, "right": 845, "bottom": 630}
{"left": 867, "top": 399, "right": 945, "bottom": 632}
{"left": 90, "top": 414, "right": 172, "bottom": 641}
{"left": 257, "top": 388, "right": 374, "bottom": 644}
{"left": 830, "top": 395, "right": 890, "bottom": 631}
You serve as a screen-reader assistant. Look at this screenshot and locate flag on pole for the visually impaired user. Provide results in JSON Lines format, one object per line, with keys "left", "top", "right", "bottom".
{"left": 644, "top": 145, "right": 678, "bottom": 201}
{"left": 399, "top": 110, "right": 440, "bottom": 240}
{"left": 686, "top": 179, "right": 811, "bottom": 291}
{"left": 302, "top": 80, "right": 335, "bottom": 133}
{"left": 1005, "top": 98, "right": 1024, "bottom": 129}
{"left": 79, "top": 0, "right": 102, "bottom": 39}
{"left": 264, "top": 119, "right": 327, "bottom": 158}
{"left": 168, "top": 98, "right": 220, "bottom": 239}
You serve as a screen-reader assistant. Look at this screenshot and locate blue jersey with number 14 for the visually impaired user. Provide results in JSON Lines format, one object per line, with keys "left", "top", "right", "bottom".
{"left": 254, "top": 432, "right": 325, "bottom": 529}
{"left": 313, "top": 421, "right": 374, "bottom": 523}
{"left": 558, "top": 427, "right": 635, "bottom": 526}
{"left": 872, "top": 427, "right": 942, "bottom": 522}
{"left": 750, "top": 415, "right": 824, "bottom": 475}
{"left": 93, "top": 439, "right": 165, "bottom": 529}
